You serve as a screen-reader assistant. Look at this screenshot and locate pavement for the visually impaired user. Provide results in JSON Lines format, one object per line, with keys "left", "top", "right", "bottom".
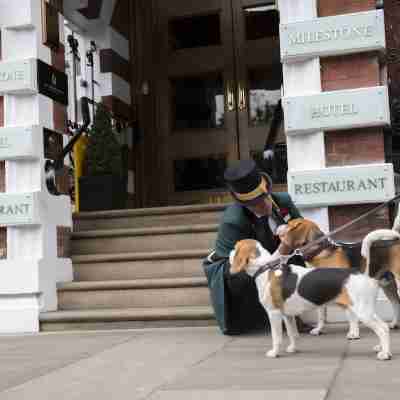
{"left": 0, "top": 324, "right": 399, "bottom": 400}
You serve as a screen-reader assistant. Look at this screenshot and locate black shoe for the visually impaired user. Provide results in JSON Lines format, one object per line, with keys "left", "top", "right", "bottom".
{"left": 296, "top": 317, "right": 313, "bottom": 334}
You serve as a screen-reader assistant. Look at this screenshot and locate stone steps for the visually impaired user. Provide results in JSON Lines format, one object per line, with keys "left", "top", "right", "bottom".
{"left": 71, "top": 224, "right": 218, "bottom": 255}
{"left": 57, "top": 277, "right": 211, "bottom": 310}
{"left": 39, "top": 306, "right": 216, "bottom": 331}
{"left": 73, "top": 204, "right": 225, "bottom": 231}
{"left": 72, "top": 250, "right": 209, "bottom": 281}
{"left": 41, "top": 204, "right": 223, "bottom": 332}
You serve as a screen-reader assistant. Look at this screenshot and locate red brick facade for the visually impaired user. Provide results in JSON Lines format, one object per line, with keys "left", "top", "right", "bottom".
{"left": 318, "top": 0, "right": 391, "bottom": 234}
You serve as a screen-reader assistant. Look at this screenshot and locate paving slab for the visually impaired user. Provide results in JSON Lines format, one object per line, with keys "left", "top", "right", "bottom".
{"left": 0, "top": 324, "right": 399, "bottom": 400}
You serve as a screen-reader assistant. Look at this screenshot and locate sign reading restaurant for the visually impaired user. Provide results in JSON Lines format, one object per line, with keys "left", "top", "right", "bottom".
{"left": 283, "top": 86, "right": 390, "bottom": 135}
{"left": 0, "top": 193, "right": 39, "bottom": 226}
{"left": 280, "top": 10, "right": 386, "bottom": 62}
{"left": 289, "top": 164, "right": 395, "bottom": 208}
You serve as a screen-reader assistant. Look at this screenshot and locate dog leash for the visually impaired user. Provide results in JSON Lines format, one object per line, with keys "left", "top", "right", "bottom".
{"left": 253, "top": 192, "right": 400, "bottom": 280}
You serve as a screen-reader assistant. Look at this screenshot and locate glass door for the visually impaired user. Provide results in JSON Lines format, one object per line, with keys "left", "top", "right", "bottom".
{"left": 232, "top": 0, "right": 287, "bottom": 191}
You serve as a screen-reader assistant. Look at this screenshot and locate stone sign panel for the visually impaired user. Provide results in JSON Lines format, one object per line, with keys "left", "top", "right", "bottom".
{"left": 0, "top": 193, "right": 39, "bottom": 226}
{"left": 0, "top": 126, "right": 40, "bottom": 160}
{"left": 283, "top": 86, "right": 390, "bottom": 135}
{"left": 0, "top": 59, "right": 37, "bottom": 94}
{"left": 280, "top": 10, "right": 386, "bottom": 62}
{"left": 288, "top": 164, "right": 395, "bottom": 208}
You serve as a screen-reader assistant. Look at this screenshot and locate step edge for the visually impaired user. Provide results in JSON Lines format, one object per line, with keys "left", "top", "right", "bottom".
{"left": 73, "top": 204, "right": 226, "bottom": 220}
{"left": 40, "top": 306, "right": 215, "bottom": 322}
{"left": 57, "top": 277, "right": 208, "bottom": 291}
{"left": 72, "top": 249, "right": 211, "bottom": 263}
{"left": 72, "top": 224, "right": 219, "bottom": 239}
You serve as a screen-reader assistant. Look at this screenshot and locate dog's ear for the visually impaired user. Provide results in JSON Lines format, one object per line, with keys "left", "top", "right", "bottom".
{"left": 230, "top": 240, "right": 254, "bottom": 274}
{"left": 306, "top": 222, "right": 324, "bottom": 243}
{"left": 279, "top": 219, "right": 304, "bottom": 248}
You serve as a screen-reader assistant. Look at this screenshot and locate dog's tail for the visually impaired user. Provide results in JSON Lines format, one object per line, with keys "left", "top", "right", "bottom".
{"left": 361, "top": 229, "right": 400, "bottom": 276}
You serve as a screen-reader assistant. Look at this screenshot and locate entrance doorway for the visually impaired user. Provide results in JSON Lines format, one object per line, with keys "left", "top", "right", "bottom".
{"left": 134, "top": 0, "right": 286, "bottom": 207}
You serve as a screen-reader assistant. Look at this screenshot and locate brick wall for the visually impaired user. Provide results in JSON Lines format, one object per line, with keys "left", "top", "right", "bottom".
{"left": 318, "top": 0, "right": 391, "bottom": 234}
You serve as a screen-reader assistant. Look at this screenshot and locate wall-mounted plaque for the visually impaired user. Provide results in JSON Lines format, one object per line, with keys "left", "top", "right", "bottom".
{"left": 0, "top": 193, "right": 39, "bottom": 226}
{"left": 283, "top": 86, "right": 390, "bottom": 135}
{"left": 37, "top": 59, "right": 68, "bottom": 105}
{"left": 0, "top": 59, "right": 37, "bottom": 94}
{"left": 0, "top": 126, "right": 41, "bottom": 160}
{"left": 280, "top": 10, "right": 386, "bottom": 63}
{"left": 43, "top": 128, "right": 63, "bottom": 160}
{"left": 41, "top": 0, "right": 60, "bottom": 50}
{"left": 288, "top": 163, "right": 395, "bottom": 208}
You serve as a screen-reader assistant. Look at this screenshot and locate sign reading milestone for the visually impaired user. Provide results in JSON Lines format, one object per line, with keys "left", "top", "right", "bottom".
{"left": 0, "top": 59, "right": 37, "bottom": 94}
{"left": 280, "top": 10, "right": 386, "bottom": 62}
{"left": 283, "top": 86, "right": 390, "bottom": 135}
{"left": 0, "top": 193, "right": 39, "bottom": 227}
{"left": 289, "top": 164, "right": 395, "bottom": 208}
{"left": 0, "top": 126, "right": 40, "bottom": 160}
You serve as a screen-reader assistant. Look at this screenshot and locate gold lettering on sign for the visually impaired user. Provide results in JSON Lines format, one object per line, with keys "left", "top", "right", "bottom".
{"left": 311, "top": 103, "right": 358, "bottom": 119}
{"left": 0, "top": 203, "right": 31, "bottom": 216}
{"left": 294, "top": 177, "right": 387, "bottom": 196}
{"left": 288, "top": 25, "right": 375, "bottom": 46}
{"left": 0, "top": 70, "right": 25, "bottom": 82}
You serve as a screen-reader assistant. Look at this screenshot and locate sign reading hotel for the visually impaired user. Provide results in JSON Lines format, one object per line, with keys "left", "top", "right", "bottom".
{"left": 280, "top": 10, "right": 386, "bottom": 62}
{"left": 0, "top": 59, "right": 37, "bottom": 94}
{"left": 0, "top": 193, "right": 39, "bottom": 226}
{"left": 0, "top": 126, "right": 40, "bottom": 160}
{"left": 283, "top": 86, "right": 390, "bottom": 135}
{"left": 289, "top": 164, "right": 395, "bottom": 208}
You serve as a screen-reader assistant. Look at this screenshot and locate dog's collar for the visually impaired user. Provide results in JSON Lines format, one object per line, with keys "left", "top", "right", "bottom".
{"left": 253, "top": 256, "right": 291, "bottom": 280}
{"left": 301, "top": 238, "right": 337, "bottom": 261}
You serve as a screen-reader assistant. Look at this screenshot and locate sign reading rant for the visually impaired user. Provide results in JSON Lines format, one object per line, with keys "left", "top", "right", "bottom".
{"left": 0, "top": 193, "right": 38, "bottom": 226}
{"left": 280, "top": 10, "right": 386, "bottom": 62}
{"left": 0, "top": 59, "right": 36, "bottom": 94}
{"left": 289, "top": 164, "right": 395, "bottom": 208}
{"left": 283, "top": 86, "right": 390, "bottom": 135}
{"left": 0, "top": 126, "right": 40, "bottom": 160}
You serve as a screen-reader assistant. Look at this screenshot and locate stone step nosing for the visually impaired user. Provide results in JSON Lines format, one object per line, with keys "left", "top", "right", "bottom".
{"left": 39, "top": 306, "right": 215, "bottom": 322}
{"left": 57, "top": 277, "right": 208, "bottom": 291}
{"left": 72, "top": 249, "right": 211, "bottom": 264}
{"left": 72, "top": 224, "right": 219, "bottom": 239}
{"left": 74, "top": 204, "right": 226, "bottom": 220}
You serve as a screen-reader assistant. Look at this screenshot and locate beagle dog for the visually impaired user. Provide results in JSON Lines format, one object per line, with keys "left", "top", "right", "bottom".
{"left": 277, "top": 218, "right": 361, "bottom": 338}
{"left": 230, "top": 239, "right": 392, "bottom": 360}
{"left": 279, "top": 218, "right": 400, "bottom": 336}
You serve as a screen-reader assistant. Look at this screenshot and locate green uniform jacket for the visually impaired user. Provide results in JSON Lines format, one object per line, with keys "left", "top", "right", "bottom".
{"left": 203, "top": 192, "right": 302, "bottom": 335}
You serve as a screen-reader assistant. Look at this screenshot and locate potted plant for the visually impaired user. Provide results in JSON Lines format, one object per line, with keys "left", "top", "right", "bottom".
{"left": 79, "top": 103, "right": 127, "bottom": 211}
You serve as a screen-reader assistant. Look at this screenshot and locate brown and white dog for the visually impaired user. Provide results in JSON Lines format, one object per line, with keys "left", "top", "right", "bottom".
{"left": 278, "top": 218, "right": 400, "bottom": 336}
{"left": 230, "top": 239, "right": 392, "bottom": 360}
{"left": 277, "top": 218, "right": 361, "bottom": 338}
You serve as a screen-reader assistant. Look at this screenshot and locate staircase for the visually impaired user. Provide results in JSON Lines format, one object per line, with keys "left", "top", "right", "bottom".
{"left": 39, "top": 204, "right": 226, "bottom": 331}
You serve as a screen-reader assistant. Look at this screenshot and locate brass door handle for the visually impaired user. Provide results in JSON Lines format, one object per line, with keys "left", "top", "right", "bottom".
{"left": 226, "top": 81, "right": 235, "bottom": 112}
{"left": 238, "top": 82, "right": 247, "bottom": 111}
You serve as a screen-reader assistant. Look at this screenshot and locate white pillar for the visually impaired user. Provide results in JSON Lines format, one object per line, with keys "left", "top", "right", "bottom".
{"left": 278, "top": 0, "right": 329, "bottom": 233}
{"left": 0, "top": 0, "right": 72, "bottom": 333}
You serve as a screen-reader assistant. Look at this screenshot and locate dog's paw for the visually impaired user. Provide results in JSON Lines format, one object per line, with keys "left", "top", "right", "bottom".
{"left": 346, "top": 331, "right": 360, "bottom": 340}
{"left": 266, "top": 349, "right": 279, "bottom": 358}
{"left": 377, "top": 351, "right": 392, "bottom": 361}
{"left": 286, "top": 344, "right": 297, "bottom": 353}
{"left": 309, "top": 327, "right": 323, "bottom": 336}
{"left": 389, "top": 321, "right": 399, "bottom": 329}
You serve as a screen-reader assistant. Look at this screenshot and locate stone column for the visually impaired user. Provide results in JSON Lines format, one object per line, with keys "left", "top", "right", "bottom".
{"left": 278, "top": 0, "right": 329, "bottom": 232}
{"left": 0, "top": 0, "right": 72, "bottom": 333}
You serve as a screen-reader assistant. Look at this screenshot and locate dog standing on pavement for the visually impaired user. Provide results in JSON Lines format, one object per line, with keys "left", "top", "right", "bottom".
{"left": 279, "top": 218, "right": 400, "bottom": 335}
{"left": 230, "top": 239, "right": 392, "bottom": 360}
